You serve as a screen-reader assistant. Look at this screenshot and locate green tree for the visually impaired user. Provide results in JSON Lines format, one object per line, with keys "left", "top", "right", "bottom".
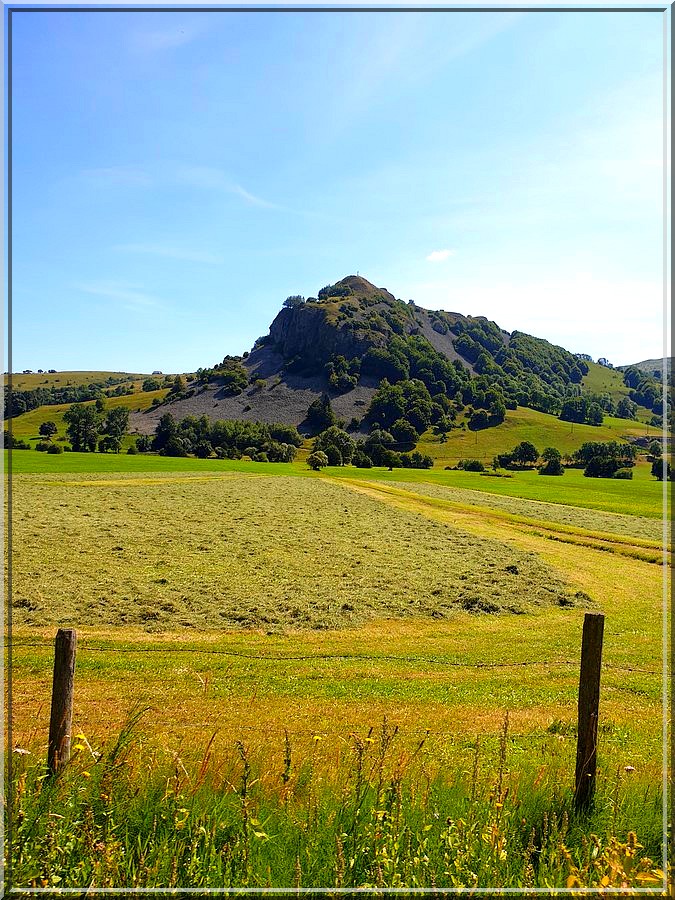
{"left": 313, "top": 426, "right": 356, "bottom": 465}
{"left": 63, "top": 404, "right": 102, "bottom": 452}
{"left": 651, "top": 458, "right": 671, "bottom": 481}
{"left": 152, "top": 413, "right": 178, "bottom": 452}
{"left": 38, "top": 421, "right": 57, "bottom": 441}
{"left": 512, "top": 441, "right": 539, "bottom": 467}
{"left": 283, "top": 295, "right": 305, "bottom": 308}
{"left": 101, "top": 406, "right": 129, "bottom": 453}
{"left": 616, "top": 397, "right": 638, "bottom": 420}
{"left": 170, "top": 375, "right": 186, "bottom": 395}
{"left": 305, "top": 394, "right": 336, "bottom": 434}
{"left": 390, "top": 418, "right": 418, "bottom": 450}
{"left": 307, "top": 450, "right": 329, "bottom": 470}
{"left": 539, "top": 447, "right": 564, "bottom": 476}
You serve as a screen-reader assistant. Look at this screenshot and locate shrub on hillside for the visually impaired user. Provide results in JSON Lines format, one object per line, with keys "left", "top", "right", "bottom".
{"left": 305, "top": 394, "right": 336, "bottom": 434}
{"left": 47, "top": 443, "right": 63, "bottom": 454}
{"left": 613, "top": 467, "right": 633, "bottom": 480}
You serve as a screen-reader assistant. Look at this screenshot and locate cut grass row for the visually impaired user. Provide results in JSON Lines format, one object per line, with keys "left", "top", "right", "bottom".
{"left": 4, "top": 451, "right": 666, "bottom": 518}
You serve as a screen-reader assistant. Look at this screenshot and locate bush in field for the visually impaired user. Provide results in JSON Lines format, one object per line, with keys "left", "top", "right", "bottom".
{"left": 613, "top": 467, "right": 633, "bottom": 480}
{"left": 468, "top": 409, "right": 489, "bottom": 431}
{"left": 307, "top": 450, "right": 329, "bottom": 470}
{"left": 127, "top": 445, "right": 138, "bottom": 454}
{"left": 47, "top": 443, "right": 63, "bottom": 454}
{"left": 35, "top": 441, "right": 52, "bottom": 452}
{"left": 136, "top": 435, "right": 152, "bottom": 453}
{"left": 380, "top": 449, "right": 402, "bottom": 469}
{"left": 539, "top": 447, "right": 564, "bottom": 476}
{"left": 584, "top": 456, "right": 620, "bottom": 478}
{"left": 458, "top": 458, "right": 485, "bottom": 472}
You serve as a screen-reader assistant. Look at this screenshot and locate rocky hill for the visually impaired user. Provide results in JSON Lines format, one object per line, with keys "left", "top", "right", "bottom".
{"left": 621, "top": 357, "right": 672, "bottom": 381}
{"left": 133, "top": 274, "right": 595, "bottom": 435}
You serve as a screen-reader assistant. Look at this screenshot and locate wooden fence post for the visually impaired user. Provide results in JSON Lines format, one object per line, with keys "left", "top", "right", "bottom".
{"left": 47, "top": 628, "right": 77, "bottom": 774}
{"left": 574, "top": 612, "right": 604, "bottom": 809}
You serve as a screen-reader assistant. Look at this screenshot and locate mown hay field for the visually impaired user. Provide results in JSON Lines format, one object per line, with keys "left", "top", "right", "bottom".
{"left": 11, "top": 473, "right": 581, "bottom": 630}
{"left": 7, "top": 453, "right": 667, "bottom": 889}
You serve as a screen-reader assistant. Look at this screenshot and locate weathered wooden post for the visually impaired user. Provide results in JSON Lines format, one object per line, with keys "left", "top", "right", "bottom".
{"left": 574, "top": 612, "right": 604, "bottom": 809}
{"left": 47, "top": 628, "right": 77, "bottom": 774}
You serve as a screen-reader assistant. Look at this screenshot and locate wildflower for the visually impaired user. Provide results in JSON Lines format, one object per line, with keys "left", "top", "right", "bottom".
{"left": 312, "top": 735, "right": 322, "bottom": 742}
{"left": 624, "top": 765, "right": 635, "bottom": 773}
{"left": 82, "top": 771, "right": 91, "bottom": 778}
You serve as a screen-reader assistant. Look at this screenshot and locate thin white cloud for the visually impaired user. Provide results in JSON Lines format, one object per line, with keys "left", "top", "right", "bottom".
{"left": 171, "top": 165, "right": 281, "bottom": 210}
{"left": 75, "top": 281, "right": 163, "bottom": 310}
{"left": 426, "top": 249, "right": 455, "bottom": 263}
{"left": 113, "top": 243, "right": 224, "bottom": 265}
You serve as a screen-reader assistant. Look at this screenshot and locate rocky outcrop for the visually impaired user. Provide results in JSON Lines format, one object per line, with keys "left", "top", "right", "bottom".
{"left": 269, "top": 305, "right": 379, "bottom": 364}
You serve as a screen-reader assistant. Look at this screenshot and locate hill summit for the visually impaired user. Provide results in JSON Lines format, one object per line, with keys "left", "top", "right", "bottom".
{"left": 136, "top": 274, "right": 599, "bottom": 435}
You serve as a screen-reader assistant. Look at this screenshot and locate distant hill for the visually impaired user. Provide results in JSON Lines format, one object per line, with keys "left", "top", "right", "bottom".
{"left": 620, "top": 357, "right": 672, "bottom": 382}
{"left": 134, "top": 274, "right": 651, "bottom": 436}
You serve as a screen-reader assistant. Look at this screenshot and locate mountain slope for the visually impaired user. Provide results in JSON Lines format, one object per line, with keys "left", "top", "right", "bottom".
{"left": 135, "top": 274, "right": 594, "bottom": 435}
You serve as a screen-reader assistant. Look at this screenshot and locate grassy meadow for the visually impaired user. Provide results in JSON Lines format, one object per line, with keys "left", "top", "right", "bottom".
{"left": 417, "top": 405, "right": 660, "bottom": 467}
{"left": 6, "top": 446, "right": 668, "bottom": 890}
{"left": 3, "top": 370, "right": 153, "bottom": 392}
{"left": 9, "top": 388, "right": 170, "bottom": 449}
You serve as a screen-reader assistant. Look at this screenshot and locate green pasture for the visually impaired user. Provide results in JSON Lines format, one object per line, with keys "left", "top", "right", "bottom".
{"left": 8, "top": 389, "right": 170, "bottom": 448}
{"left": 417, "top": 405, "right": 660, "bottom": 466}
{"left": 4, "top": 370, "right": 152, "bottom": 391}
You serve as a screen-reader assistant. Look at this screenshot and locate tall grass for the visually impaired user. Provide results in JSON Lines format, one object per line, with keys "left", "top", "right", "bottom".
{"left": 8, "top": 714, "right": 664, "bottom": 891}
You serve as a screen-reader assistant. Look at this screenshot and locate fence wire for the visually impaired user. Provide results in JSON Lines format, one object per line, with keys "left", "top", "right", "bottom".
{"left": 7, "top": 640, "right": 659, "bottom": 675}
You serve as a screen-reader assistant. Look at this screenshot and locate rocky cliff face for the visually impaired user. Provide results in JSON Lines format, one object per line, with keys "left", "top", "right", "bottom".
{"left": 268, "top": 304, "right": 381, "bottom": 364}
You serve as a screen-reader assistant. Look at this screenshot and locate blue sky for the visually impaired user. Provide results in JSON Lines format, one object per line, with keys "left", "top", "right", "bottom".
{"left": 9, "top": 7, "right": 667, "bottom": 373}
